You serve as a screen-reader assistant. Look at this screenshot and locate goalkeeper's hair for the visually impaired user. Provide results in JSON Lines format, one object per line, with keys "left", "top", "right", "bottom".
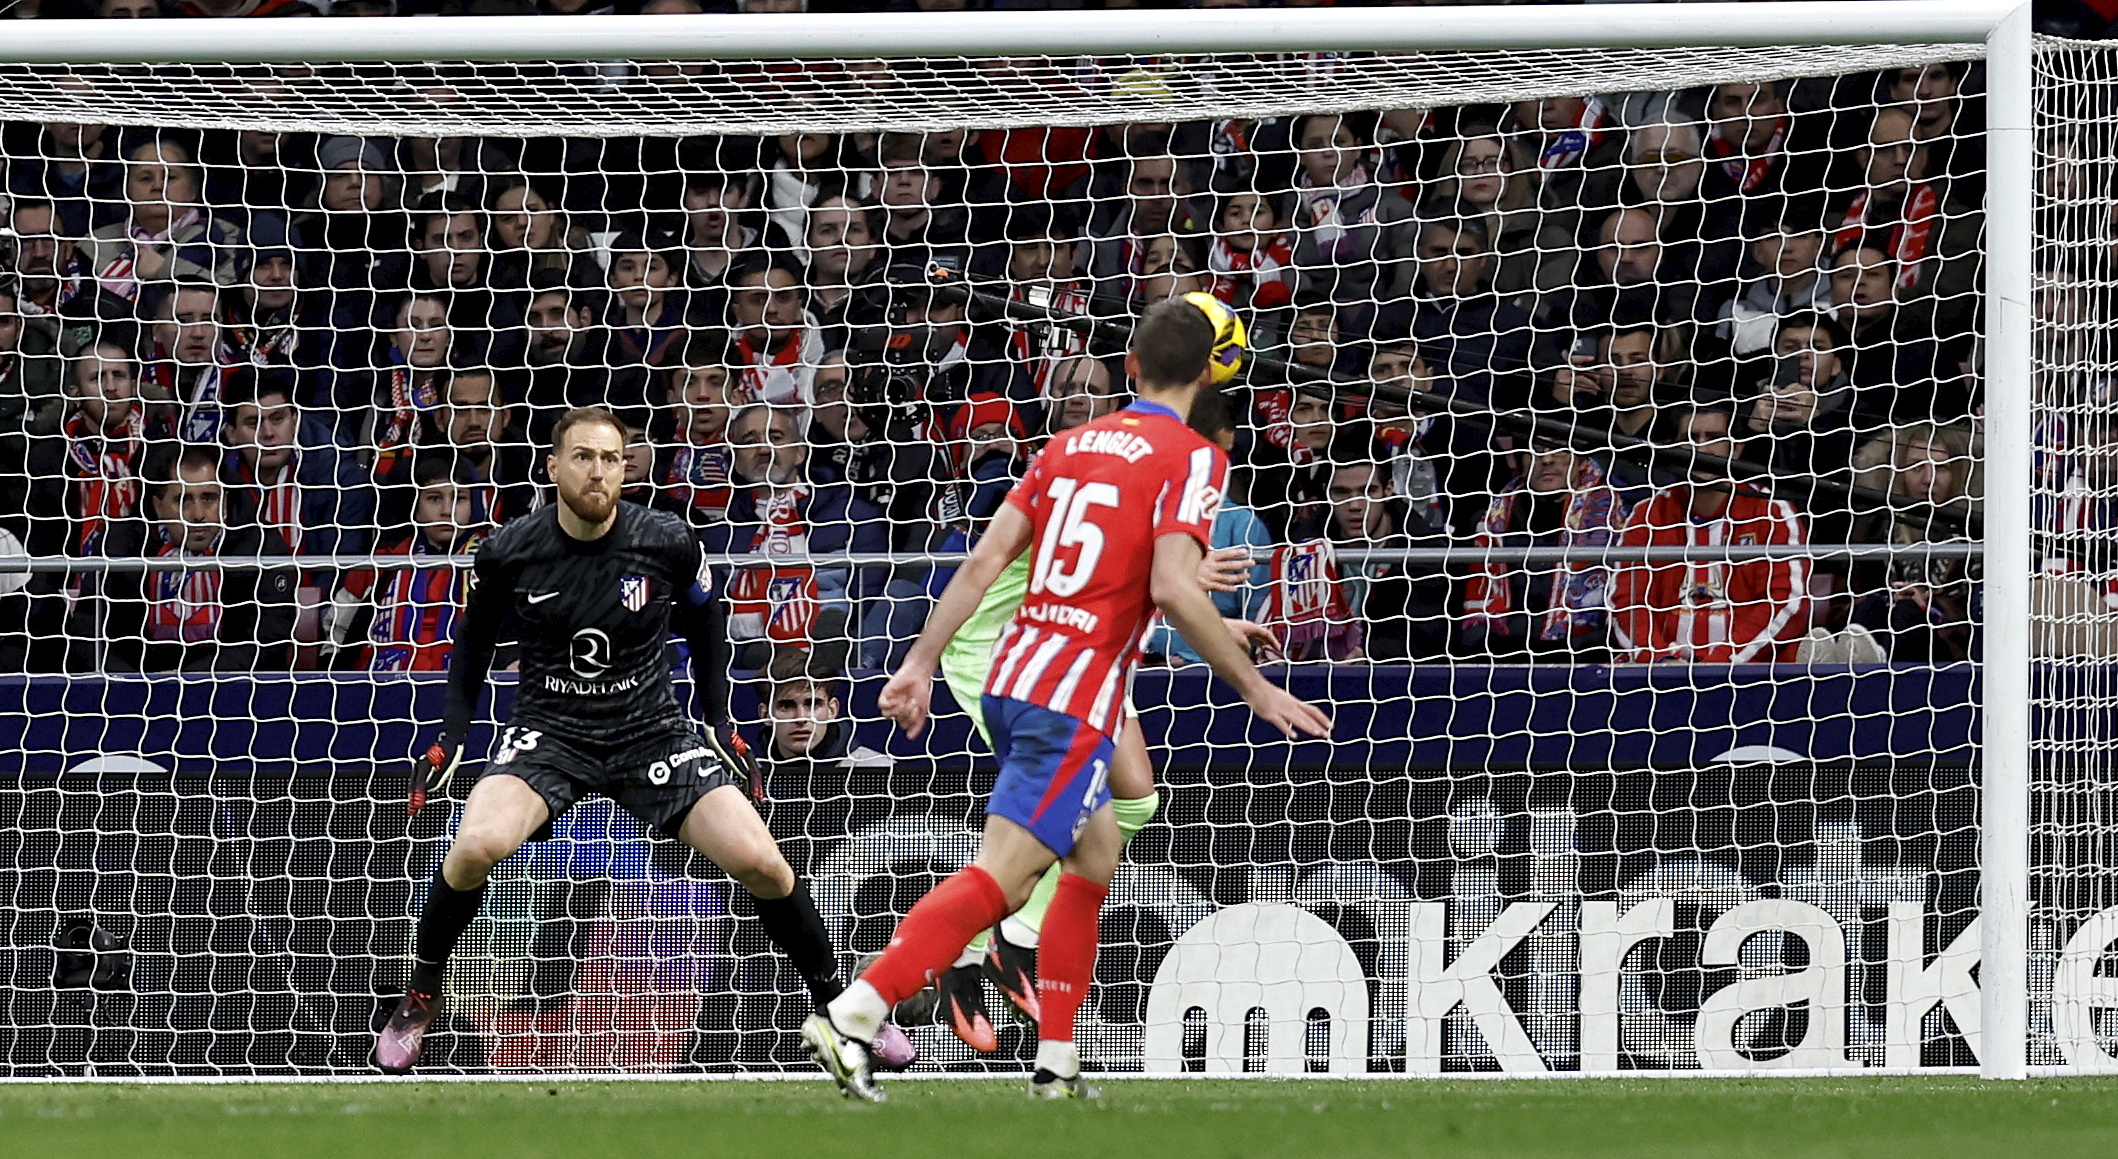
{"left": 549, "top": 405, "right": 625, "bottom": 452}
{"left": 1134, "top": 297, "right": 1216, "bottom": 390}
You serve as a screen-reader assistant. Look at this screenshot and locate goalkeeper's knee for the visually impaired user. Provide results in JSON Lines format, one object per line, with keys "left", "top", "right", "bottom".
{"left": 1112, "top": 791, "right": 1160, "bottom": 843}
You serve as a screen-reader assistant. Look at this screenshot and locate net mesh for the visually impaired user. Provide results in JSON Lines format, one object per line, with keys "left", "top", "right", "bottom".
{"left": 0, "top": 34, "right": 2030, "bottom": 1077}
{"left": 0, "top": 46, "right": 1974, "bottom": 137}
{"left": 2031, "top": 37, "right": 2118, "bottom": 1073}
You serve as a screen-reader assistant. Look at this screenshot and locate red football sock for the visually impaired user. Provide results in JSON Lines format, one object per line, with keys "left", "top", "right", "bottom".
{"left": 860, "top": 865, "right": 1011, "bottom": 1007}
{"left": 1035, "top": 873, "right": 1108, "bottom": 1045}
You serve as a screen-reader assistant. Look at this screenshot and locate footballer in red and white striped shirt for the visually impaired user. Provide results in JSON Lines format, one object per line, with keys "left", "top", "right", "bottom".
{"left": 984, "top": 401, "right": 1227, "bottom": 734}
{"left": 804, "top": 296, "right": 1332, "bottom": 1103}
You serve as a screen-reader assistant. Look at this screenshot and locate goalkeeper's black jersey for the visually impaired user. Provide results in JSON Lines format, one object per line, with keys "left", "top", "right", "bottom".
{"left": 466, "top": 502, "right": 706, "bottom": 748}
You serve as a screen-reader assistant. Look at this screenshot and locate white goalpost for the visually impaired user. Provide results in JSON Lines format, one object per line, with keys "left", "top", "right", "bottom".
{"left": 0, "top": 0, "right": 2087, "bottom": 1081}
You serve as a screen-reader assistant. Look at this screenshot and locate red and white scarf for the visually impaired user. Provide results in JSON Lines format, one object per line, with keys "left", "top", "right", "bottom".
{"left": 734, "top": 331, "right": 805, "bottom": 405}
{"left": 232, "top": 453, "right": 303, "bottom": 553}
{"left": 233, "top": 315, "right": 301, "bottom": 367}
{"left": 147, "top": 529, "right": 224, "bottom": 645}
{"left": 1705, "top": 116, "right": 1786, "bottom": 194}
{"left": 726, "top": 486, "right": 822, "bottom": 646}
{"left": 1117, "top": 231, "right": 1158, "bottom": 306}
{"left": 1008, "top": 281, "right": 1092, "bottom": 396}
{"left": 98, "top": 207, "right": 202, "bottom": 303}
{"left": 1260, "top": 539, "right": 1361, "bottom": 662}
{"left": 374, "top": 350, "right": 441, "bottom": 481}
{"left": 1461, "top": 457, "right": 1629, "bottom": 644}
{"left": 1250, "top": 388, "right": 1309, "bottom": 459}
{"left": 62, "top": 407, "right": 144, "bottom": 557}
{"left": 1207, "top": 118, "right": 1255, "bottom": 182}
{"left": 1206, "top": 233, "right": 1295, "bottom": 311}
{"left": 1835, "top": 182, "right": 1941, "bottom": 290}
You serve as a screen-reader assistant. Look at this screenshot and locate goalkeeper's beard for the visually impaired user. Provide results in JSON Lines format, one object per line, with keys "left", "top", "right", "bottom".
{"left": 560, "top": 479, "right": 617, "bottom": 526}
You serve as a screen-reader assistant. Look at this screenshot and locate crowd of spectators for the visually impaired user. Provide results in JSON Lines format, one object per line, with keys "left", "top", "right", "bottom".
{"left": 0, "top": 1, "right": 2020, "bottom": 676}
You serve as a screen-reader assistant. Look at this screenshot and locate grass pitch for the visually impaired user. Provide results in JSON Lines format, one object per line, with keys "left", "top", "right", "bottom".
{"left": 2, "top": 1076, "right": 2115, "bottom": 1159}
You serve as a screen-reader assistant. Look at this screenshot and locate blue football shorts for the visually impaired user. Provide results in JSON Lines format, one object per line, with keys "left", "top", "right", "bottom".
{"left": 981, "top": 694, "right": 1116, "bottom": 858}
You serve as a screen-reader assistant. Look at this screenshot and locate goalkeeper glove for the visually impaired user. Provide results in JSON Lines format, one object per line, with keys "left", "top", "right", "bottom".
{"left": 408, "top": 731, "right": 465, "bottom": 818}
{"left": 704, "top": 722, "right": 763, "bottom": 802}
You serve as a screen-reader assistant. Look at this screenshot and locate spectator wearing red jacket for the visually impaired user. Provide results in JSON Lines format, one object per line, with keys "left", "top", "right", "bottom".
{"left": 1612, "top": 403, "right": 1809, "bottom": 663}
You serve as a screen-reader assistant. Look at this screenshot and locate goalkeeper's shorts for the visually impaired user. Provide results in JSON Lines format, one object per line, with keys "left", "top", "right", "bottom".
{"left": 482, "top": 719, "right": 741, "bottom": 840}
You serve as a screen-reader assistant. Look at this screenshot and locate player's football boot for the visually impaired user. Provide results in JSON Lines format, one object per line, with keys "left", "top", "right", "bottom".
{"left": 374, "top": 988, "right": 442, "bottom": 1074}
{"left": 870, "top": 1021, "right": 919, "bottom": 1071}
{"left": 984, "top": 929, "right": 1040, "bottom": 1023}
{"left": 801, "top": 1013, "right": 886, "bottom": 1103}
{"left": 1028, "top": 1068, "right": 1100, "bottom": 1100}
{"left": 937, "top": 963, "right": 999, "bottom": 1052}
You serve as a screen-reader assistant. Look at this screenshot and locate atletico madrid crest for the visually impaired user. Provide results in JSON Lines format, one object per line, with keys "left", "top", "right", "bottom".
{"left": 619, "top": 575, "right": 650, "bottom": 612}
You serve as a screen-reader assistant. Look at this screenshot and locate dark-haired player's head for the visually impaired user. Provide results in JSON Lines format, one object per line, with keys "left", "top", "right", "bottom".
{"left": 1128, "top": 297, "right": 1215, "bottom": 400}
{"left": 547, "top": 406, "right": 627, "bottom": 529}
{"left": 761, "top": 647, "right": 843, "bottom": 757}
{"left": 1186, "top": 382, "right": 1236, "bottom": 453}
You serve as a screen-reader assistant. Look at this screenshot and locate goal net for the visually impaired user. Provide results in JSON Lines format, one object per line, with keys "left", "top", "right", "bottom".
{"left": 0, "top": 8, "right": 2078, "bottom": 1078}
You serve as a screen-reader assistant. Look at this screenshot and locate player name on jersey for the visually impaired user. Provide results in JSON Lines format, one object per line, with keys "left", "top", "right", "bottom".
{"left": 1017, "top": 601, "right": 1100, "bottom": 634}
{"left": 1061, "top": 427, "right": 1156, "bottom": 464}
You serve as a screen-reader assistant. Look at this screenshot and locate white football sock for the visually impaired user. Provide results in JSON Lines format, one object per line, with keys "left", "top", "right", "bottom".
{"left": 1000, "top": 914, "right": 1040, "bottom": 950}
{"left": 1034, "top": 1039, "right": 1080, "bottom": 1080}
{"left": 827, "top": 980, "right": 888, "bottom": 1043}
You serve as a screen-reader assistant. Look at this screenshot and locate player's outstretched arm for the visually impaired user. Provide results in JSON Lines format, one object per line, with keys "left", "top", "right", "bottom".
{"left": 411, "top": 553, "right": 504, "bottom": 815}
{"left": 1151, "top": 534, "right": 1332, "bottom": 740}
{"left": 877, "top": 505, "right": 1034, "bottom": 739}
{"left": 676, "top": 573, "right": 760, "bottom": 795}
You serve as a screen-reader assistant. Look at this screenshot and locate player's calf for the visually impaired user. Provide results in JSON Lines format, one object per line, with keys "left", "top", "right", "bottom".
{"left": 1025, "top": 809, "right": 1118, "bottom": 1089}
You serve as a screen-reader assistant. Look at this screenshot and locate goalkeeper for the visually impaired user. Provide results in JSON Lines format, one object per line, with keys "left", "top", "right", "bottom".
{"left": 374, "top": 407, "right": 915, "bottom": 1074}
{"left": 932, "top": 296, "right": 1270, "bottom": 1051}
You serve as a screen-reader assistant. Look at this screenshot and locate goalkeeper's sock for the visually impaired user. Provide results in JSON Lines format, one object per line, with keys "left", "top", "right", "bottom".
{"left": 1034, "top": 873, "right": 1106, "bottom": 1051}
{"left": 1005, "top": 792, "right": 1158, "bottom": 949}
{"left": 859, "top": 865, "right": 1010, "bottom": 1008}
{"left": 409, "top": 867, "right": 487, "bottom": 996}
{"left": 753, "top": 879, "right": 844, "bottom": 1006}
